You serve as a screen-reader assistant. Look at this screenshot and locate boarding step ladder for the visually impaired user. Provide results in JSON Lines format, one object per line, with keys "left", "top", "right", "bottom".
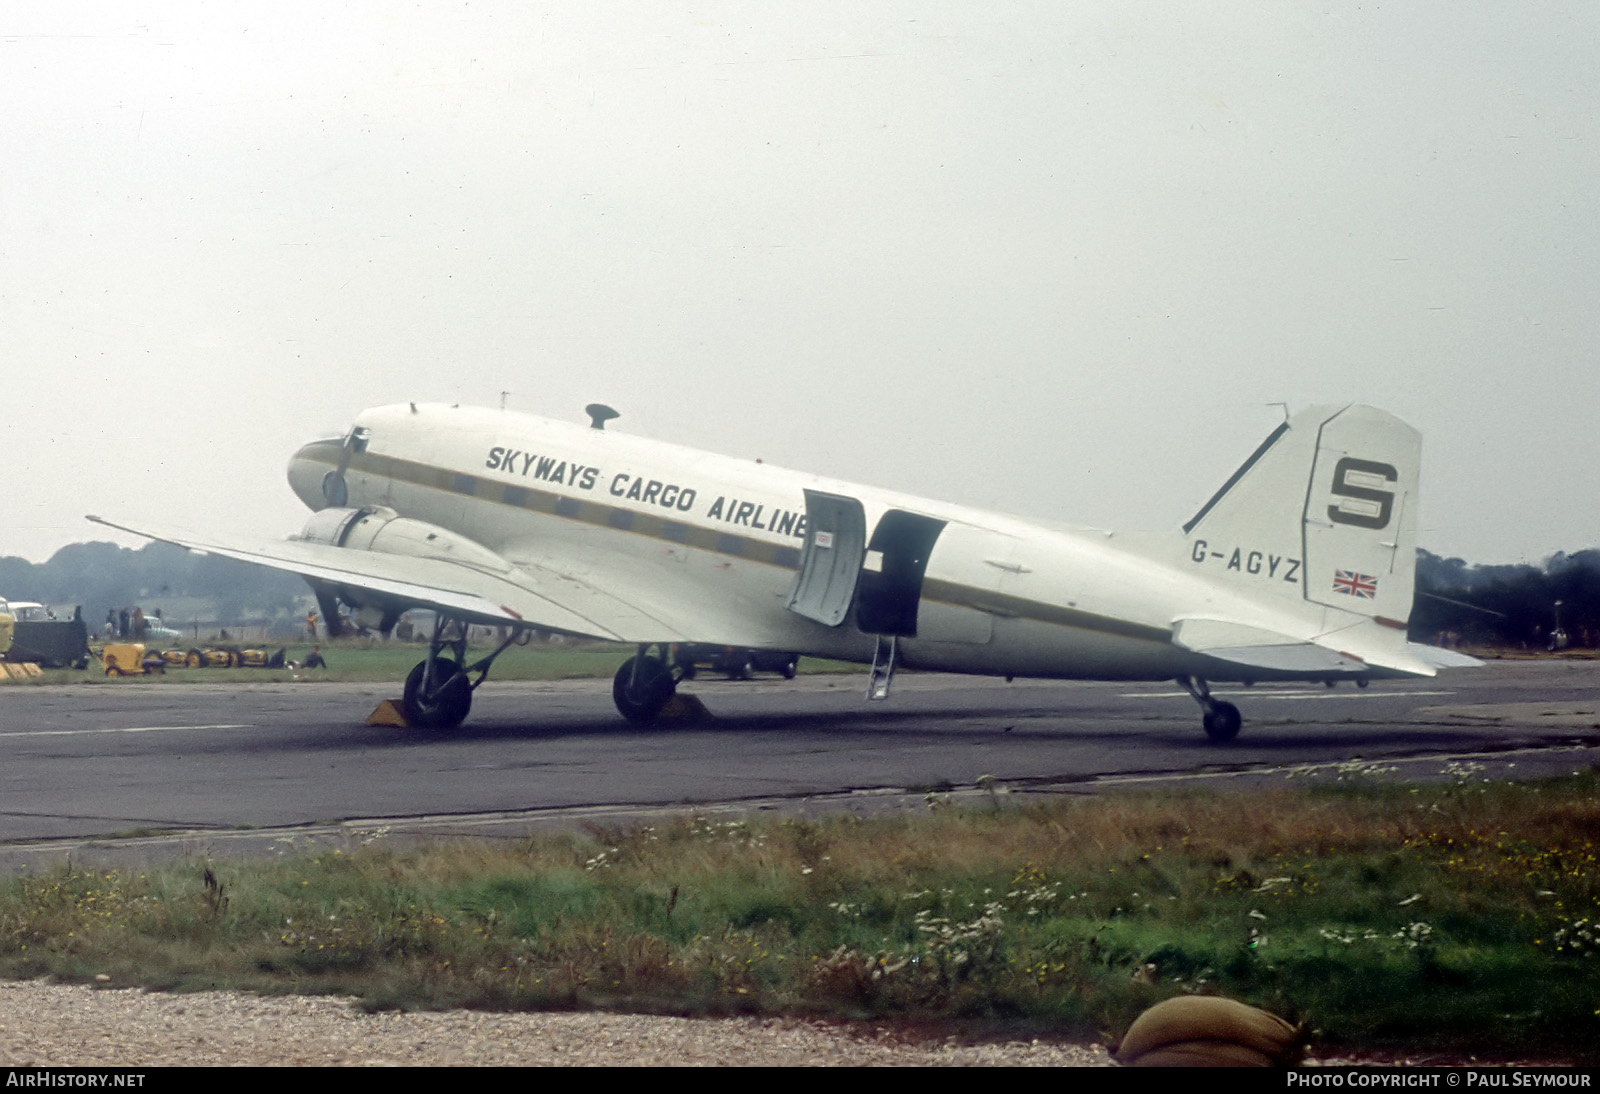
{"left": 867, "top": 635, "right": 897, "bottom": 701}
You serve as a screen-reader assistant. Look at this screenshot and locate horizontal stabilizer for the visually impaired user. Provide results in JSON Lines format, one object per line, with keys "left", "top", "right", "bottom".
{"left": 1192, "top": 644, "right": 1368, "bottom": 674}
{"left": 1407, "top": 643, "right": 1484, "bottom": 670}
{"left": 1172, "top": 617, "right": 1367, "bottom": 674}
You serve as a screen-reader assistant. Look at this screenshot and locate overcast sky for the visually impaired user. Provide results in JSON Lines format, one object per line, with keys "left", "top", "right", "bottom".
{"left": 4, "top": 3, "right": 1595, "bottom": 566}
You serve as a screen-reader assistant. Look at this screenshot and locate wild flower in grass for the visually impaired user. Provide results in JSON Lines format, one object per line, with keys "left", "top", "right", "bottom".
{"left": 1285, "top": 758, "right": 1398, "bottom": 782}
{"left": 1548, "top": 917, "right": 1596, "bottom": 958}
{"left": 1319, "top": 926, "right": 1383, "bottom": 945}
{"left": 1441, "top": 760, "right": 1489, "bottom": 784}
{"left": 685, "top": 815, "right": 767, "bottom": 849}
{"left": 1394, "top": 922, "right": 1434, "bottom": 948}
{"left": 1005, "top": 864, "right": 1062, "bottom": 915}
{"left": 1246, "top": 908, "right": 1269, "bottom": 949}
{"left": 1315, "top": 922, "right": 1436, "bottom": 952}
{"left": 913, "top": 901, "right": 1007, "bottom": 973}
{"left": 1336, "top": 758, "right": 1400, "bottom": 780}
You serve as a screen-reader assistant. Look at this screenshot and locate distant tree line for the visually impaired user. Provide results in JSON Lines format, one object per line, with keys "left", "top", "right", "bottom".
{"left": 3, "top": 539, "right": 1595, "bottom": 651}
{"left": 1413, "top": 548, "right": 1600, "bottom": 649}
{"left": 0, "top": 541, "right": 305, "bottom": 630}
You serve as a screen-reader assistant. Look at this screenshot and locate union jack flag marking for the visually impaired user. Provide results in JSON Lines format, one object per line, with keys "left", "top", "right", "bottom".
{"left": 1332, "top": 570, "right": 1379, "bottom": 599}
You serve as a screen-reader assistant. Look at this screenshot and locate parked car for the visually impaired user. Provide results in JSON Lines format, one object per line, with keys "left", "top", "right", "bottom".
{"left": 673, "top": 644, "right": 799, "bottom": 680}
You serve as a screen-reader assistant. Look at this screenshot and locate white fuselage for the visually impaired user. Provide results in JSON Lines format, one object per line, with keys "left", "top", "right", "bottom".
{"left": 285, "top": 404, "right": 1387, "bottom": 683}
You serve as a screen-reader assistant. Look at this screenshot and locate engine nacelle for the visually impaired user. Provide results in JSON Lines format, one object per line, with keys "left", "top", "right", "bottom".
{"left": 295, "top": 507, "right": 514, "bottom": 575}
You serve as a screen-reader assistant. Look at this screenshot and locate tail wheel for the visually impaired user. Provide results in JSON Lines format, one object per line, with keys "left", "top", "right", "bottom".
{"left": 1202, "top": 702, "right": 1242, "bottom": 742}
{"left": 613, "top": 655, "right": 675, "bottom": 724}
{"left": 403, "top": 658, "right": 472, "bottom": 729}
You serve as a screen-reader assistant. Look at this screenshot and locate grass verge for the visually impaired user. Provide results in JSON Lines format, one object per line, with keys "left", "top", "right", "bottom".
{"left": 1, "top": 773, "right": 1595, "bottom": 1057}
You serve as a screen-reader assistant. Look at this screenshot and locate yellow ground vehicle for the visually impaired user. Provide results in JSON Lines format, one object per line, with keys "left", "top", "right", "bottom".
{"left": 101, "top": 643, "right": 166, "bottom": 676}
{"left": 232, "top": 647, "right": 288, "bottom": 669}
{"left": 0, "top": 603, "right": 13, "bottom": 659}
{"left": 151, "top": 646, "right": 288, "bottom": 669}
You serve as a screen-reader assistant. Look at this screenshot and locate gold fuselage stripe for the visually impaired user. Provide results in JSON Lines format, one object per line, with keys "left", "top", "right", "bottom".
{"left": 303, "top": 442, "right": 1171, "bottom": 646}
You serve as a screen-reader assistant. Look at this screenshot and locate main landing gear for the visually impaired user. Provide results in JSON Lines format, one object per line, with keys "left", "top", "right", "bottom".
{"left": 402, "top": 614, "right": 527, "bottom": 729}
{"left": 612, "top": 644, "right": 681, "bottom": 724}
{"left": 1179, "top": 676, "right": 1242, "bottom": 742}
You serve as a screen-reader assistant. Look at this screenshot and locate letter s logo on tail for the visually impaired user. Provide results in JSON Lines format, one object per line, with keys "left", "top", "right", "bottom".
{"left": 1303, "top": 408, "right": 1420, "bottom": 623}
{"left": 1327, "top": 457, "right": 1398, "bottom": 530}
{"left": 1177, "top": 404, "right": 1420, "bottom": 630}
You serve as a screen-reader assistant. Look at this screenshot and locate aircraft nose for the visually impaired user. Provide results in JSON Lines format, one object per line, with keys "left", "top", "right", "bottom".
{"left": 287, "top": 440, "right": 340, "bottom": 512}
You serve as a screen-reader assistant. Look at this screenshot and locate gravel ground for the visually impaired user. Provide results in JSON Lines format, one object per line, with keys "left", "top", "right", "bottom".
{"left": 0, "top": 980, "right": 1114, "bottom": 1066}
{"left": 2, "top": 981, "right": 1575, "bottom": 1067}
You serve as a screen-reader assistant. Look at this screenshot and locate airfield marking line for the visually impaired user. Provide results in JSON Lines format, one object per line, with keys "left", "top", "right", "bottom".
{"left": 0, "top": 724, "right": 253, "bottom": 738}
{"left": 1121, "top": 690, "right": 1454, "bottom": 700}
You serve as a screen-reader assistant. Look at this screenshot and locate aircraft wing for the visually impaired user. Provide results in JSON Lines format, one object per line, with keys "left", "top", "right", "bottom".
{"left": 86, "top": 515, "right": 691, "bottom": 643}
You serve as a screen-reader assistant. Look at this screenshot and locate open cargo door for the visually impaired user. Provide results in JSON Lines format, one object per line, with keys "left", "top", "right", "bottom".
{"left": 786, "top": 490, "right": 868, "bottom": 627}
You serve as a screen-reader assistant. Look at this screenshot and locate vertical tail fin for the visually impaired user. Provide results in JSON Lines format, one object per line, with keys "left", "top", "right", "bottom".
{"left": 1182, "top": 404, "right": 1420, "bottom": 630}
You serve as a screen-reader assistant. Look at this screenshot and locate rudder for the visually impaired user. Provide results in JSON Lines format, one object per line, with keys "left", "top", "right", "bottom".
{"left": 1182, "top": 405, "right": 1420, "bottom": 628}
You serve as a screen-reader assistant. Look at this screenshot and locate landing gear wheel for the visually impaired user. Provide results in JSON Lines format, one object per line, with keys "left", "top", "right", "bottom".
{"left": 728, "top": 655, "right": 754, "bottom": 681}
{"left": 613, "top": 655, "right": 675, "bottom": 724}
{"left": 781, "top": 657, "right": 798, "bottom": 680}
{"left": 403, "top": 658, "right": 472, "bottom": 729}
{"left": 1202, "top": 701, "right": 1242, "bottom": 742}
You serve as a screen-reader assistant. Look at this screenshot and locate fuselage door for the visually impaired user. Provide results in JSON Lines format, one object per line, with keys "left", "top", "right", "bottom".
{"left": 786, "top": 490, "right": 868, "bottom": 627}
{"left": 856, "top": 510, "right": 947, "bottom": 637}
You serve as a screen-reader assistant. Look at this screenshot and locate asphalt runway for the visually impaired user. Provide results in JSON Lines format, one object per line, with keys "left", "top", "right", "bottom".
{"left": 0, "top": 658, "right": 1596, "bottom": 867}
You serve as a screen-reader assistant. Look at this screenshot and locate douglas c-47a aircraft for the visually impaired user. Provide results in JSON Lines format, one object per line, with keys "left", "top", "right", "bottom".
{"left": 91, "top": 401, "right": 1476, "bottom": 740}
